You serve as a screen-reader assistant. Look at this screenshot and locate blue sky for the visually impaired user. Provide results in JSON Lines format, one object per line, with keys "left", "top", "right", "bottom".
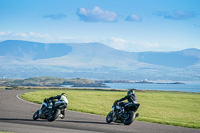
{"left": 0, "top": 0, "right": 200, "bottom": 52}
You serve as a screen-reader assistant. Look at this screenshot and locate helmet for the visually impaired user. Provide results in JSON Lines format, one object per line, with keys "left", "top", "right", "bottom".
{"left": 127, "top": 89, "right": 135, "bottom": 95}
{"left": 61, "top": 93, "right": 67, "bottom": 97}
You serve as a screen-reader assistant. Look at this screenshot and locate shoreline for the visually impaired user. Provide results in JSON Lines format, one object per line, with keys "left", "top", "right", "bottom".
{"left": 1, "top": 86, "right": 200, "bottom": 94}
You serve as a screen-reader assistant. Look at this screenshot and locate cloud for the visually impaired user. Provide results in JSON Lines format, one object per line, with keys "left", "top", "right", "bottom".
{"left": 140, "top": 42, "right": 160, "bottom": 48}
{"left": 0, "top": 31, "right": 11, "bottom": 36}
{"left": 77, "top": 6, "right": 118, "bottom": 22}
{"left": 125, "top": 14, "right": 142, "bottom": 22}
{"left": 101, "top": 37, "right": 161, "bottom": 52}
{"left": 12, "top": 32, "right": 50, "bottom": 38}
{"left": 111, "top": 37, "right": 127, "bottom": 44}
{"left": 0, "top": 31, "right": 75, "bottom": 43}
{"left": 110, "top": 37, "right": 128, "bottom": 50}
{"left": 43, "top": 13, "right": 67, "bottom": 20}
{"left": 154, "top": 10, "right": 195, "bottom": 20}
{"left": 0, "top": 31, "right": 50, "bottom": 42}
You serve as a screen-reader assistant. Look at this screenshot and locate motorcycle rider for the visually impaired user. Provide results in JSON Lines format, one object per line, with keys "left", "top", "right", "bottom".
{"left": 47, "top": 93, "right": 66, "bottom": 102}
{"left": 46, "top": 93, "right": 67, "bottom": 119}
{"left": 115, "top": 89, "right": 139, "bottom": 117}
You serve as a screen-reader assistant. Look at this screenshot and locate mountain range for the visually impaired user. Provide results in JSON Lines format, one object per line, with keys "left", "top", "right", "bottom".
{"left": 0, "top": 40, "right": 199, "bottom": 81}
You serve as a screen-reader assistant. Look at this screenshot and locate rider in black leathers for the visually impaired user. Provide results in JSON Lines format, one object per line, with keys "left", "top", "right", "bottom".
{"left": 115, "top": 89, "right": 139, "bottom": 115}
{"left": 46, "top": 93, "right": 67, "bottom": 119}
{"left": 47, "top": 93, "right": 66, "bottom": 102}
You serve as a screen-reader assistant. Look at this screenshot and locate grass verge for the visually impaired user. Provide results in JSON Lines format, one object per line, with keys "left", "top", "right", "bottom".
{"left": 0, "top": 87, "right": 6, "bottom": 90}
{"left": 20, "top": 89, "right": 200, "bottom": 129}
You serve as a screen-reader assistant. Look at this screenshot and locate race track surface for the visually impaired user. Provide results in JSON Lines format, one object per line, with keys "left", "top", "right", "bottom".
{"left": 0, "top": 90, "right": 199, "bottom": 133}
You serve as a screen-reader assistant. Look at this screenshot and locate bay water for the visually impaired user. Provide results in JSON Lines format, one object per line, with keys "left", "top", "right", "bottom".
{"left": 105, "top": 83, "right": 200, "bottom": 93}
{"left": 62, "top": 83, "right": 200, "bottom": 93}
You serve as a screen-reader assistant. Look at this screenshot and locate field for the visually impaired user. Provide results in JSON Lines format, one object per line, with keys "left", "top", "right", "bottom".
{"left": 20, "top": 89, "right": 200, "bottom": 128}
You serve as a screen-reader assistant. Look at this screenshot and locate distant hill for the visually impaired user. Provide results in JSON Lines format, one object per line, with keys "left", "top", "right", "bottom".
{"left": 0, "top": 40, "right": 72, "bottom": 60}
{"left": 137, "top": 49, "right": 200, "bottom": 68}
{"left": 0, "top": 40, "right": 200, "bottom": 81}
{"left": 1, "top": 77, "right": 104, "bottom": 87}
{"left": 0, "top": 40, "right": 138, "bottom": 68}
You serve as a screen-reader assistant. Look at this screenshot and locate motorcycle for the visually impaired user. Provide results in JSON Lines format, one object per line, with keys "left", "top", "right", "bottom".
{"left": 33, "top": 93, "right": 68, "bottom": 122}
{"left": 106, "top": 101, "right": 140, "bottom": 125}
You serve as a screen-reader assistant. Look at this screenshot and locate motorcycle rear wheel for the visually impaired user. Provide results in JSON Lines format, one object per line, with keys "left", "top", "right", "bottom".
{"left": 123, "top": 111, "right": 134, "bottom": 125}
{"left": 106, "top": 111, "right": 113, "bottom": 123}
{"left": 47, "top": 109, "right": 60, "bottom": 122}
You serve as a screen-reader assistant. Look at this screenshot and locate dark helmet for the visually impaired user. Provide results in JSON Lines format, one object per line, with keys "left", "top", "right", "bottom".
{"left": 61, "top": 93, "right": 67, "bottom": 97}
{"left": 127, "top": 89, "right": 135, "bottom": 95}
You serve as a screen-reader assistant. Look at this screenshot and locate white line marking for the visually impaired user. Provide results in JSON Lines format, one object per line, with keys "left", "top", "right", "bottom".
{"left": 16, "top": 94, "right": 40, "bottom": 105}
{"left": 16, "top": 93, "right": 103, "bottom": 117}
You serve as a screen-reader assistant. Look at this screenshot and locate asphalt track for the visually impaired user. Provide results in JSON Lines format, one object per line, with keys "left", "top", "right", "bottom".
{"left": 0, "top": 90, "right": 199, "bottom": 133}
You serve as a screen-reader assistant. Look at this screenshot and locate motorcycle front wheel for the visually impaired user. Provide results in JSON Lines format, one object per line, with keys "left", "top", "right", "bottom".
{"left": 123, "top": 111, "right": 134, "bottom": 125}
{"left": 106, "top": 111, "right": 113, "bottom": 123}
{"left": 33, "top": 110, "right": 39, "bottom": 120}
{"left": 47, "top": 109, "right": 60, "bottom": 122}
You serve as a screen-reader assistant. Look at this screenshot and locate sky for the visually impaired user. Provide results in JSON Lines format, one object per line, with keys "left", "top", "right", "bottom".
{"left": 0, "top": 0, "right": 200, "bottom": 52}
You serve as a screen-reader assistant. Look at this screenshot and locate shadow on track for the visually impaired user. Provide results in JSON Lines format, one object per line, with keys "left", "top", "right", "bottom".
{"left": 60, "top": 120, "right": 120, "bottom": 125}
{"left": 0, "top": 118, "right": 120, "bottom": 125}
{"left": 0, "top": 118, "right": 47, "bottom": 123}
{"left": 0, "top": 118, "right": 33, "bottom": 121}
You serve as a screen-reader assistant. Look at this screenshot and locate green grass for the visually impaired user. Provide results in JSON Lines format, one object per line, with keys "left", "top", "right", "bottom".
{"left": 0, "top": 86, "right": 13, "bottom": 90}
{"left": 20, "top": 90, "right": 200, "bottom": 129}
{"left": 0, "top": 87, "right": 6, "bottom": 90}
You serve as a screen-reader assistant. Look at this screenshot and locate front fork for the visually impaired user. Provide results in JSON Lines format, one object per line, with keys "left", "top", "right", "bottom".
{"left": 39, "top": 106, "right": 45, "bottom": 117}
{"left": 112, "top": 110, "right": 117, "bottom": 121}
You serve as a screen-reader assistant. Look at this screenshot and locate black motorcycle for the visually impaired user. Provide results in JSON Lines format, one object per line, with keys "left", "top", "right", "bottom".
{"left": 33, "top": 94, "right": 68, "bottom": 122}
{"left": 106, "top": 101, "right": 140, "bottom": 125}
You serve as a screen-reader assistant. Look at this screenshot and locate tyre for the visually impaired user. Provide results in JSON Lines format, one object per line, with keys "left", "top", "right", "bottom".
{"left": 123, "top": 111, "right": 134, "bottom": 125}
{"left": 47, "top": 109, "right": 60, "bottom": 122}
{"left": 106, "top": 111, "right": 113, "bottom": 123}
{"left": 33, "top": 110, "right": 39, "bottom": 120}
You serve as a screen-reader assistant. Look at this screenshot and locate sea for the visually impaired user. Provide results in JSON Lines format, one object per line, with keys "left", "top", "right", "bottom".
{"left": 63, "top": 83, "right": 200, "bottom": 93}
{"left": 105, "top": 83, "right": 200, "bottom": 93}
